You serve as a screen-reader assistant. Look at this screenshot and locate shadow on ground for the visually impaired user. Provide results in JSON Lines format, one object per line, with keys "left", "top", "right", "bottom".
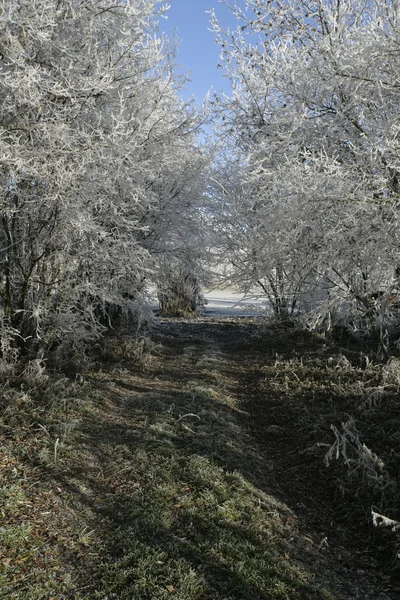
{"left": 6, "top": 317, "right": 397, "bottom": 599}
{"left": 43, "top": 317, "right": 395, "bottom": 599}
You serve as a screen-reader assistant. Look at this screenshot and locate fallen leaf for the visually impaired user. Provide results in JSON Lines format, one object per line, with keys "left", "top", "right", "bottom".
{"left": 15, "top": 555, "right": 31, "bottom": 565}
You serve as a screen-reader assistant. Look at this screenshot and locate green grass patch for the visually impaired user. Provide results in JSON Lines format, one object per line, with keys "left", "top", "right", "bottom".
{"left": 0, "top": 378, "right": 91, "bottom": 600}
{"left": 76, "top": 359, "right": 336, "bottom": 599}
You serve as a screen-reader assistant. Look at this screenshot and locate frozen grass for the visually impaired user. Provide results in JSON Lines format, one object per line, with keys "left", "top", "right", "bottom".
{"left": 1, "top": 319, "right": 398, "bottom": 599}
{"left": 81, "top": 361, "right": 334, "bottom": 599}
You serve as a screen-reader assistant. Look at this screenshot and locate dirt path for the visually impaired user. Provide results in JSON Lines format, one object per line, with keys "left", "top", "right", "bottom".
{"left": 56, "top": 316, "right": 394, "bottom": 599}
{"left": 148, "top": 318, "right": 397, "bottom": 598}
{"left": 8, "top": 316, "right": 397, "bottom": 599}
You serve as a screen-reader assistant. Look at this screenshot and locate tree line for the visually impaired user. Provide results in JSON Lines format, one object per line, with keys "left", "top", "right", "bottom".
{"left": 1, "top": 0, "right": 400, "bottom": 367}
{"left": 209, "top": 0, "right": 400, "bottom": 357}
{"left": 0, "top": 0, "right": 208, "bottom": 368}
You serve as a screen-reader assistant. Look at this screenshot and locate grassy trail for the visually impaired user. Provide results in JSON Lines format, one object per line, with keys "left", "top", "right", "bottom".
{"left": 1, "top": 317, "right": 397, "bottom": 599}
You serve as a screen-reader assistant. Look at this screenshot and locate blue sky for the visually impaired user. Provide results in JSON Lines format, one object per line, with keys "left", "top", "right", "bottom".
{"left": 158, "top": 0, "right": 243, "bottom": 101}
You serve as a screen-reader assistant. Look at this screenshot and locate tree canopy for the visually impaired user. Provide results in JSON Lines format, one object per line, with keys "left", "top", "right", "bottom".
{"left": 1, "top": 0, "right": 400, "bottom": 362}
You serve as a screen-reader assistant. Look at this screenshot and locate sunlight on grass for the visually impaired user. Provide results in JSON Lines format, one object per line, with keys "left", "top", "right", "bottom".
{"left": 3, "top": 320, "right": 391, "bottom": 599}
{"left": 92, "top": 442, "right": 331, "bottom": 600}
{"left": 82, "top": 366, "right": 335, "bottom": 600}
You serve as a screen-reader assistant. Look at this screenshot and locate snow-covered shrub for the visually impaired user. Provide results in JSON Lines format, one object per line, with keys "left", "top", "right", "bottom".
{"left": 157, "top": 268, "right": 205, "bottom": 317}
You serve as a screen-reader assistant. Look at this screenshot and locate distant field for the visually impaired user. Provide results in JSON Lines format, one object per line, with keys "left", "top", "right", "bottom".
{"left": 149, "top": 288, "right": 267, "bottom": 317}
{"left": 203, "top": 289, "right": 266, "bottom": 316}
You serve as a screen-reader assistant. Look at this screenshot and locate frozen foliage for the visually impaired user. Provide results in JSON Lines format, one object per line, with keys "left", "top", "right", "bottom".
{"left": 210, "top": 0, "right": 400, "bottom": 352}
{"left": 0, "top": 1, "right": 207, "bottom": 365}
{"left": 324, "top": 418, "right": 394, "bottom": 494}
{"left": 157, "top": 262, "right": 206, "bottom": 316}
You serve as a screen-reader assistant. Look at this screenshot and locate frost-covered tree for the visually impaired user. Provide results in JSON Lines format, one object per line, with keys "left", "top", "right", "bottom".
{"left": 211, "top": 0, "right": 400, "bottom": 347}
{"left": 141, "top": 129, "right": 211, "bottom": 316}
{"left": 0, "top": 0, "right": 207, "bottom": 363}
